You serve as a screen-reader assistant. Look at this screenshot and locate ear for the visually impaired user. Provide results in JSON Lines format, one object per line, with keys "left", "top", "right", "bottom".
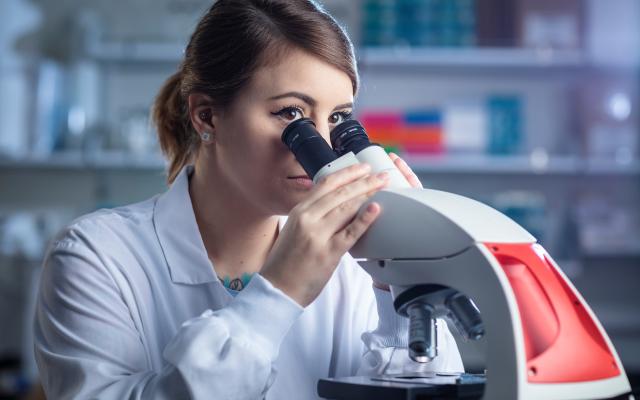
{"left": 188, "top": 93, "right": 219, "bottom": 136}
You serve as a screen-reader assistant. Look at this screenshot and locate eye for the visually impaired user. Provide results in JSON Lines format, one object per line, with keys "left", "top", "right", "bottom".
{"left": 272, "top": 106, "right": 304, "bottom": 122}
{"left": 329, "top": 111, "right": 353, "bottom": 125}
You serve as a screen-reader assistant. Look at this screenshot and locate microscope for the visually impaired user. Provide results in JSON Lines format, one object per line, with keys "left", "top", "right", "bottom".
{"left": 281, "top": 118, "right": 633, "bottom": 400}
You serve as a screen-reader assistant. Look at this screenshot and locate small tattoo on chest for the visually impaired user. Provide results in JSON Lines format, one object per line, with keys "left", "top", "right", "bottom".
{"left": 228, "top": 278, "right": 244, "bottom": 290}
{"left": 219, "top": 272, "right": 254, "bottom": 291}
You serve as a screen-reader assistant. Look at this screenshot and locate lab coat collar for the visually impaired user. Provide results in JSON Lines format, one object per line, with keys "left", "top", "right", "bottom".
{"left": 154, "top": 165, "right": 216, "bottom": 284}
{"left": 153, "top": 165, "right": 288, "bottom": 285}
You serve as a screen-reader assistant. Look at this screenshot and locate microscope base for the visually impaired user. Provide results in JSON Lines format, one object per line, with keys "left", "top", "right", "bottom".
{"left": 317, "top": 372, "right": 485, "bottom": 400}
{"left": 317, "top": 374, "right": 635, "bottom": 400}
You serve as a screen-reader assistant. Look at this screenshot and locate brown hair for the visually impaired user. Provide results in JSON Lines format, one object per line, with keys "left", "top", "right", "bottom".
{"left": 152, "top": 0, "right": 359, "bottom": 183}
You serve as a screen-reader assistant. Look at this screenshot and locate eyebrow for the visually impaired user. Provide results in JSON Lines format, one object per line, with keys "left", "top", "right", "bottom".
{"left": 268, "top": 91, "right": 353, "bottom": 111}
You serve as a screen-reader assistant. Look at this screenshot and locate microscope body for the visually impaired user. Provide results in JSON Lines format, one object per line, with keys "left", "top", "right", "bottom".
{"left": 315, "top": 147, "right": 631, "bottom": 399}
{"left": 281, "top": 118, "right": 631, "bottom": 399}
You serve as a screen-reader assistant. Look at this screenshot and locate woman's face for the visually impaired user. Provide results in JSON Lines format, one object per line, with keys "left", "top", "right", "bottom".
{"left": 211, "top": 49, "right": 354, "bottom": 215}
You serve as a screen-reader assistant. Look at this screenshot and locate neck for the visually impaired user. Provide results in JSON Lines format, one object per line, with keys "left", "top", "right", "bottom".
{"left": 189, "top": 158, "right": 280, "bottom": 279}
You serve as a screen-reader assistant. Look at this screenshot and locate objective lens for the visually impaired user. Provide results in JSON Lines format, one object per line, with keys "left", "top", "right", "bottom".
{"left": 406, "top": 301, "right": 438, "bottom": 363}
{"left": 330, "top": 119, "right": 375, "bottom": 156}
{"left": 446, "top": 293, "right": 485, "bottom": 340}
{"left": 281, "top": 118, "right": 338, "bottom": 180}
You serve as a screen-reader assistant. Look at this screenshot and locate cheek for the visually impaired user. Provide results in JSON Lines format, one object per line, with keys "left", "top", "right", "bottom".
{"left": 231, "top": 118, "right": 289, "bottom": 176}
{"left": 246, "top": 125, "right": 287, "bottom": 165}
{"left": 224, "top": 113, "right": 272, "bottom": 151}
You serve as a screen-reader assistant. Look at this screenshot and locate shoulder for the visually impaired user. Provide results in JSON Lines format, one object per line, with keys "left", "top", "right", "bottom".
{"left": 41, "top": 196, "right": 163, "bottom": 296}
{"left": 43, "top": 196, "right": 162, "bottom": 286}
{"left": 50, "top": 196, "right": 159, "bottom": 251}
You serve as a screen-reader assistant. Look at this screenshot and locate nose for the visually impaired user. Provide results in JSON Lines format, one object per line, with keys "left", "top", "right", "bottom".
{"left": 312, "top": 119, "right": 332, "bottom": 147}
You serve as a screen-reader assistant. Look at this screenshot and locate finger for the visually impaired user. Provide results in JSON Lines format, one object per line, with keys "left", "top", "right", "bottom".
{"left": 321, "top": 190, "right": 378, "bottom": 235}
{"left": 333, "top": 201, "right": 382, "bottom": 253}
{"left": 390, "top": 152, "right": 423, "bottom": 189}
{"left": 309, "top": 171, "right": 389, "bottom": 221}
{"left": 302, "top": 163, "right": 372, "bottom": 206}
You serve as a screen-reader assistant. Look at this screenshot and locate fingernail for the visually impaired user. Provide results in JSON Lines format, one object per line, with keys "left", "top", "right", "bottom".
{"left": 366, "top": 203, "right": 376, "bottom": 213}
{"left": 359, "top": 163, "right": 371, "bottom": 171}
{"left": 376, "top": 171, "right": 389, "bottom": 180}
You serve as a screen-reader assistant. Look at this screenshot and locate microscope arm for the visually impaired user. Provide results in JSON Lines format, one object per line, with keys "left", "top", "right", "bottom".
{"left": 348, "top": 188, "right": 631, "bottom": 400}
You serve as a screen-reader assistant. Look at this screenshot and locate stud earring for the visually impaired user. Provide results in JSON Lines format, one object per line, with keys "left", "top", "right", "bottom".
{"left": 201, "top": 131, "right": 213, "bottom": 142}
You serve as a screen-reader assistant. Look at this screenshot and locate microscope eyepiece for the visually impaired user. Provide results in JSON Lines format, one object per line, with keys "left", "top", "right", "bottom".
{"left": 330, "top": 119, "right": 375, "bottom": 157}
{"left": 281, "top": 118, "right": 338, "bottom": 180}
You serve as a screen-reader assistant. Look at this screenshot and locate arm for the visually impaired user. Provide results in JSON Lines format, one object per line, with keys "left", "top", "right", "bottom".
{"left": 34, "top": 233, "right": 302, "bottom": 400}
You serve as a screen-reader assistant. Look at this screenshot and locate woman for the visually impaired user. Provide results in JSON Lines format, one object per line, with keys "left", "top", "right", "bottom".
{"left": 34, "top": 0, "right": 463, "bottom": 398}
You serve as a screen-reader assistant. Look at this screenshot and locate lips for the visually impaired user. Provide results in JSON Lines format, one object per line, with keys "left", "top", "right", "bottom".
{"left": 287, "top": 174, "right": 314, "bottom": 189}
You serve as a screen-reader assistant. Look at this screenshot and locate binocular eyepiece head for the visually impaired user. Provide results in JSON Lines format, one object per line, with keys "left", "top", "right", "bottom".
{"left": 329, "top": 119, "right": 373, "bottom": 157}
{"left": 281, "top": 117, "right": 374, "bottom": 180}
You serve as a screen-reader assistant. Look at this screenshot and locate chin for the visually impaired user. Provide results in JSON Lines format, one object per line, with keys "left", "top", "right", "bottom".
{"left": 277, "top": 192, "right": 308, "bottom": 214}
{"left": 261, "top": 179, "right": 312, "bottom": 215}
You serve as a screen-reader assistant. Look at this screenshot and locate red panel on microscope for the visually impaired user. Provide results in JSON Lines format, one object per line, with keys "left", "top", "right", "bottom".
{"left": 485, "top": 243, "right": 620, "bottom": 383}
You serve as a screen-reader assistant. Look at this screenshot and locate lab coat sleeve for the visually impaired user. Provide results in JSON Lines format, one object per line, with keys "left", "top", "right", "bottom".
{"left": 34, "top": 233, "right": 303, "bottom": 400}
{"left": 357, "top": 286, "right": 465, "bottom": 376}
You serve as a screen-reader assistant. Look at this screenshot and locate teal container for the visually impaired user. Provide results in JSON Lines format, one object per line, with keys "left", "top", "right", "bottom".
{"left": 363, "top": 0, "right": 476, "bottom": 47}
{"left": 362, "top": 0, "right": 398, "bottom": 46}
{"left": 488, "top": 96, "right": 522, "bottom": 155}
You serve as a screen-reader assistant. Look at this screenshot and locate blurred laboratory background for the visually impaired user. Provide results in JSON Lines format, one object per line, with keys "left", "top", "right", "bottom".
{"left": 0, "top": 0, "right": 639, "bottom": 398}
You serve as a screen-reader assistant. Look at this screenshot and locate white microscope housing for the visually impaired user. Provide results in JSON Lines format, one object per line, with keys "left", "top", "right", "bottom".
{"left": 283, "top": 118, "right": 632, "bottom": 400}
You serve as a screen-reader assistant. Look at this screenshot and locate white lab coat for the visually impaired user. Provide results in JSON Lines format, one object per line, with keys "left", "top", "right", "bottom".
{"left": 34, "top": 165, "right": 463, "bottom": 400}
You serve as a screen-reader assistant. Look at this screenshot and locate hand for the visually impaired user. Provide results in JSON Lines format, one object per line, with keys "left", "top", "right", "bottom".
{"left": 372, "top": 152, "right": 423, "bottom": 291}
{"left": 261, "top": 163, "right": 390, "bottom": 307}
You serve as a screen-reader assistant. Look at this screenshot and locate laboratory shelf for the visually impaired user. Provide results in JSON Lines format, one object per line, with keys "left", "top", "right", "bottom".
{"left": 87, "top": 41, "right": 185, "bottom": 64}
{"left": 1, "top": 152, "right": 639, "bottom": 176}
{"left": 359, "top": 47, "right": 638, "bottom": 71}
{"left": 0, "top": 151, "right": 166, "bottom": 171}
{"left": 405, "top": 154, "right": 640, "bottom": 176}
{"left": 83, "top": 41, "right": 639, "bottom": 76}
{"left": 360, "top": 46, "right": 584, "bottom": 69}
